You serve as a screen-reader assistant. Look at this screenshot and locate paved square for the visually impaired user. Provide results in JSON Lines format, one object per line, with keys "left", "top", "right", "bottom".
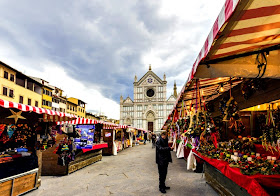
{"left": 28, "top": 143, "right": 218, "bottom": 196}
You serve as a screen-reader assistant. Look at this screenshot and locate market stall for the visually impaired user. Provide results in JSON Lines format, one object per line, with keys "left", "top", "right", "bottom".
{"left": 42, "top": 118, "right": 108, "bottom": 175}
{"left": 102, "top": 124, "right": 129, "bottom": 155}
{"left": 0, "top": 98, "right": 76, "bottom": 195}
{"left": 126, "top": 127, "right": 136, "bottom": 147}
{"left": 162, "top": 0, "right": 280, "bottom": 195}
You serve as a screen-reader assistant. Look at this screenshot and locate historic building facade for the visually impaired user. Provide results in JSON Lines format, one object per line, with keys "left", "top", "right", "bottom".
{"left": 120, "top": 66, "right": 177, "bottom": 133}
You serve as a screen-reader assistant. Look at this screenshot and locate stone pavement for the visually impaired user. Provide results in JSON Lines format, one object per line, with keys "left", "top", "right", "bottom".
{"left": 28, "top": 143, "right": 218, "bottom": 196}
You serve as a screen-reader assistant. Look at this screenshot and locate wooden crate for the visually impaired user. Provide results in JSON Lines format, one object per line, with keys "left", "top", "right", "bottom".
{"left": 12, "top": 173, "right": 36, "bottom": 196}
{"left": 0, "top": 169, "right": 38, "bottom": 196}
{"left": 0, "top": 180, "right": 12, "bottom": 196}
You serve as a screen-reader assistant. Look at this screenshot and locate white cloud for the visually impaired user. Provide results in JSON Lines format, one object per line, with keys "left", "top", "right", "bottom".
{"left": 2, "top": 57, "right": 120, "bottom": 119}
{"left": 0, "top": 0, "right": 227, "bottom": 120}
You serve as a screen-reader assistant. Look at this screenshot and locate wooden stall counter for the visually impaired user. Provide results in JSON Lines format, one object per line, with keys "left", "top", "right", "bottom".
{"left": 42, "top": 135, "right": 107, "bottom": 176}
{"left": 0, "top": 168, "right": 39, "bottom": 196}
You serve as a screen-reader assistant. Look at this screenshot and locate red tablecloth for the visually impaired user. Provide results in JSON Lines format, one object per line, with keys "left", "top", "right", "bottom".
{"left": 254, "top": 144, "right": 280, "bottom": 160}
{"left": 193, "top": 150, "right": 280, "bottom": 196}
{"left": 82, "top": 143, "right": 108, "bottom": 153}
{"left": 184, "top": 146, "right": 191, "bottom": 160}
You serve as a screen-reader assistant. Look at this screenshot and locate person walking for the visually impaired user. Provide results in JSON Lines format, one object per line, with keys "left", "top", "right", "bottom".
{"left": 148, "top": 131, "right": 152, "bottom": 143}
{"left": 156, "top": 131, "right": 173, "bottom": 194}
{"left": 144, "top": 132, "right": 148, "bottom": 145}
{"left": 151, "top": 133, "right": 156, "bottom": 148}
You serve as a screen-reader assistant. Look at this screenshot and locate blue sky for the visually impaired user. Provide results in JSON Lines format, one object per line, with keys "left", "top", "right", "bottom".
{"left": 0, "top": 0, "right": 225, "bottom": 119}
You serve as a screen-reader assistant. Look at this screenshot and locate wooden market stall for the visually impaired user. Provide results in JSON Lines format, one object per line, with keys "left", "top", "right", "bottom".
{"left": 102, "top": 125, "right": 133, "bottom": 155}
{"left": 41, "top": 118, "right": 108, "bottom": 176}
{"left": 0, "top": 98, "right": 76, "bottom": 196}
{"left": 102, "top": 125, "right": 139, "bottom": 155}
{"left": 162, "top": 0, "right": 280, "bottom": 195}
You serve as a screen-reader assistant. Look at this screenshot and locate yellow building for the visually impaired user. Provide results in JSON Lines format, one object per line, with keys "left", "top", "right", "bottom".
{"left": 85, "top": 112, "right": 98, "bottom": 120}
{"left": 0, "top": 61, "right": 43, "bottom": 107}
{"left": 42, "top": 85, "right": 54, "bottom": 110}
{"left": 66, "top": 100, "right": 78, "bottom": 116}
{"left": 30, "top": 77, "right": 54, "bottom": 110}
{"left": 67, "top": 97, "right": 86, "bottom": 118}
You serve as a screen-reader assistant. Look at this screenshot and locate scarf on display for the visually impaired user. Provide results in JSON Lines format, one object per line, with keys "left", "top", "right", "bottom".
{"left": 7, "top": 125, "right": 15, "bottom": 138}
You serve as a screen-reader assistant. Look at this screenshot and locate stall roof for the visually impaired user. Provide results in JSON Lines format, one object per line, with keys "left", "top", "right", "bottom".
{"left": 190, "top": 0, "right": 280, "bottom": 81}
{"left": 163, "top": 0, "right": 280, "bottom": 128}
{"left": 58, "top": 117, "right": 130, "bottom": 130}
{"left": 179, "top": 77, "right": 242, "bottom": 108}
{"left": 0, "top": 98, "right": 76, "bottom": 122}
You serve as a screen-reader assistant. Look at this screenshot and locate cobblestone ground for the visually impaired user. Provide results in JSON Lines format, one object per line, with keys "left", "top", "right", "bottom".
{"left": 28, "top": 143, "right": 218, "bottom": 196}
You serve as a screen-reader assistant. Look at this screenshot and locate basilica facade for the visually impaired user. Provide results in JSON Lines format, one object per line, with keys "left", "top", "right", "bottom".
{"left": 120, "top": 66, "right": 177, "bottom": 133}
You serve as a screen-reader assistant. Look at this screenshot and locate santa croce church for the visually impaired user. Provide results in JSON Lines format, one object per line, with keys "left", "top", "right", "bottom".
{"left": 120, "top": 65, "right": 177, "bottom": 133}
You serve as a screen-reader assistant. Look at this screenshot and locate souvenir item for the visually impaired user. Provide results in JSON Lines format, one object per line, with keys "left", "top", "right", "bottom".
{"left": 6, "top": 109, "right": 26, "bottom": 123}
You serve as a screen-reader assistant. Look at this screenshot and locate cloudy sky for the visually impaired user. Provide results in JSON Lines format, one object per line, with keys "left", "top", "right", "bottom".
{"left": 0, "top": 0, "right": 225, "bottom": 119}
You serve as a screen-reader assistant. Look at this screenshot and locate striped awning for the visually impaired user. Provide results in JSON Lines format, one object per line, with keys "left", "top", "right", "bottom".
{"left": 60, "top": 118, "right": 101, "bottom": 125}
{"left": 58, "top": 117, "right": 130, "bottom": 130}
{"left": 189, "top": 0, "right": 280, "bottom": 81}
{"left": 117, "top": 124, "right": 128, "bottom": 129}
{"left": 163, "top": 0, "right": 280, "bottom": 128}
{"left": 0, "top": 98, "right": 76, "bottom": 122}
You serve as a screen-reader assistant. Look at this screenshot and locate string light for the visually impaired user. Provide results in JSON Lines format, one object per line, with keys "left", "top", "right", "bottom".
{"left": 219, "top": 83, "right": 225, "bottom": 93}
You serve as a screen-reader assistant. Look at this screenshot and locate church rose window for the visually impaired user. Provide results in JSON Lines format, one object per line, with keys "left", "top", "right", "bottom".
{"left": 146, "top": 89, "right": 154, "bottom": 97}
{"left": 147, "top": 78, "right": 153, "bottom": 83}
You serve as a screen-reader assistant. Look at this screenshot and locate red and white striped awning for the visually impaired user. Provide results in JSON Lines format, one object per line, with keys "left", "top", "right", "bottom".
{"left": 0, "top": 98, "right": 76, "bottom": 122}
{"left": 164, "top": 0, "right": 280, "bottom": 128}
{"left": 189, "top": 0, "right": 280, "bottom": 81}
{"left": 57, "top": 117, "right": 130, "bottom": 130}
{"left": 59, "top": 118, "right": 101, "bottom": 125}
{"left": 117, "top": 124, "right": 128, "bottom": 129}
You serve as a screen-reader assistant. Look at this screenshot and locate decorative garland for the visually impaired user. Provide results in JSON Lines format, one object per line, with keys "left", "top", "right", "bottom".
{"left": 219, "top": 96, "right": 245, "bottom": 135}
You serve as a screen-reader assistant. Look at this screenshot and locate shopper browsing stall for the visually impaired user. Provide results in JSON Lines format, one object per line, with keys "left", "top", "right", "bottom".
{"left": 156, "top": 131, "right": 174, "bottom": 194}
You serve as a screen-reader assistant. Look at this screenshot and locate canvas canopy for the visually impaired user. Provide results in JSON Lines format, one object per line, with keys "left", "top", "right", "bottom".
{"left": 163, "top": 0, "right": 280, "bottom": 127}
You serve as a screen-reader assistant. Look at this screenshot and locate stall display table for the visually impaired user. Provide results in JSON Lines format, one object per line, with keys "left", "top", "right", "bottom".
{"left": 81, "top": 143, "right": 108, "bottom": 153}
{"left": 254, "top": 144, "right": 280, "bottom": 160}
{"left": 0, "top": 168, "right": 39, "bottom": 196}
{"left": 42, "top": 135, "right": 107, "bottom": 175}
{"left": 193, "top": 150, "right": 280, "bottom": 196}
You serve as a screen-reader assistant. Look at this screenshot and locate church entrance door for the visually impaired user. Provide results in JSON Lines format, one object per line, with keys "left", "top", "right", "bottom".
{"left": 148, "top": 122, "right": 153, "bottom": 132}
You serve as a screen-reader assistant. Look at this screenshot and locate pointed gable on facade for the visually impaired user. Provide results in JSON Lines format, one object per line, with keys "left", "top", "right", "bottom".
{"left": 123, "top": 96, "right": 133, "bottom": 104}
{"left": 136, "top": 70, "right": 165, "bottom": 86}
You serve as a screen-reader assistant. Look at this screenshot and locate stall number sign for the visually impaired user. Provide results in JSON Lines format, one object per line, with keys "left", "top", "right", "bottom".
{"left": 105, "top": 132, "right": 111, "bottom": 137}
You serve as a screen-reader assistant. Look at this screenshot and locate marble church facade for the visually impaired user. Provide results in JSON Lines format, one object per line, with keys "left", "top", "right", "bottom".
{"left": 120, "top": 66, "right": 177, "bottom": 133}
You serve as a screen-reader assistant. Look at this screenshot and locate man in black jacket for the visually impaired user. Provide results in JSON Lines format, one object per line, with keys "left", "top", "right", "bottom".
{"left": 156, "top": 131, "right": 173, "bottom": 193}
